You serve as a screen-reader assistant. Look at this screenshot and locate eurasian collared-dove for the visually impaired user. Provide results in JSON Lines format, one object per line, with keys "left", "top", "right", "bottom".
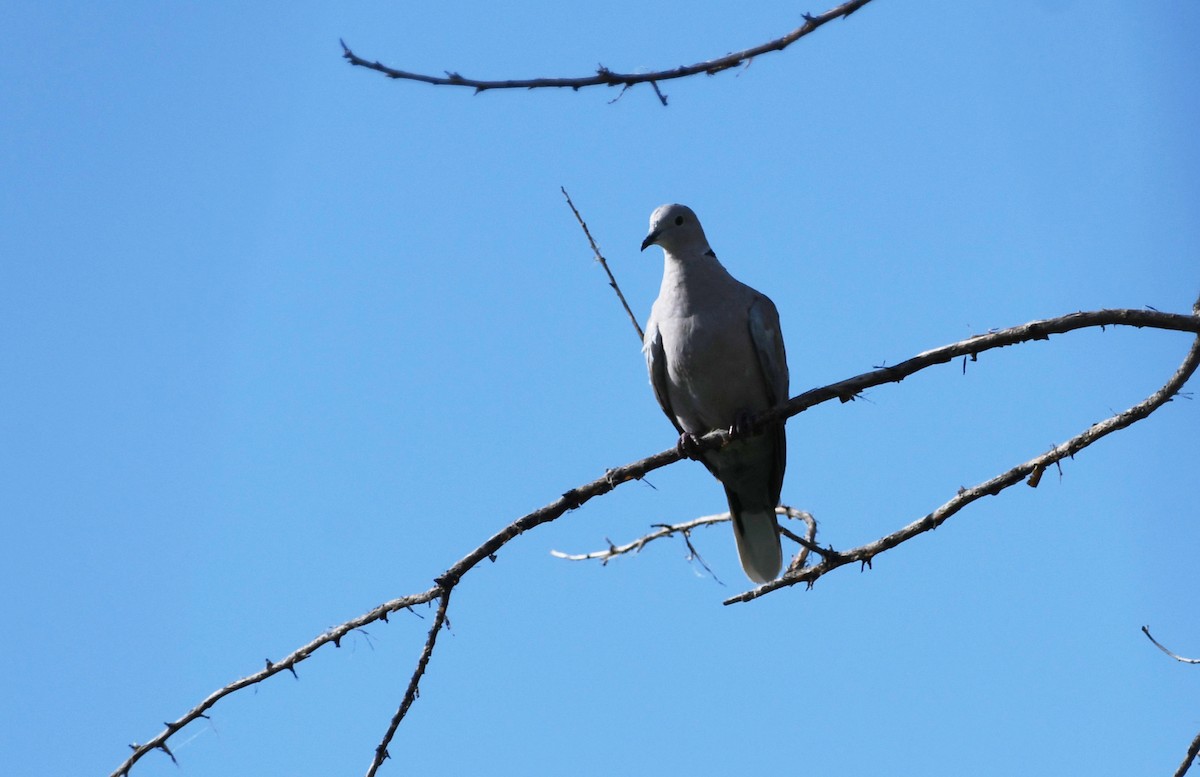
{"left": 641, "top": 203, "right": 789, "bottom": 583}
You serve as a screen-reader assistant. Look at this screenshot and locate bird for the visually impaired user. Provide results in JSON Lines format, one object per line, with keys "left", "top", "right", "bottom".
{"left": 641, "top": 203, "right": 790, "bottom": 584}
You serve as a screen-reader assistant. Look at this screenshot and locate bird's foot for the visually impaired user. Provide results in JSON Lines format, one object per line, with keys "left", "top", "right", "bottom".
{"left": 676, "top": 432, "right": 703, "bottom": 459}
{"left": 729, "top": 410, "right": 755, "bottom": 438}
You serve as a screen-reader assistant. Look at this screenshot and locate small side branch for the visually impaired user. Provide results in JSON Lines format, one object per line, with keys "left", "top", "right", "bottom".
{"left": 367, "top": 589, "right": 454, "bottom": 777}
{"left": 561, "top": 188, "right": 643, "bottom": 342}
{"left": 1141, "top": 625, "right": 1200, "bottom": 664}
{"left": 551, "top": 513, "right": 728, "bottom": 563}
{"left": 780, "top": 507, "right": 820, "bottom": 572}
{"left": 551, "top": 506, "right": 821, "bottom": 572}
{"left": 341, "top": 0, "right": 875, "bottom": 103}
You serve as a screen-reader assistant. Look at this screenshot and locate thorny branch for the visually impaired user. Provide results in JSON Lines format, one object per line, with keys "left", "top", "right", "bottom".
{"left": 111, "top": 586, "right": 442, "bottom": 777}
{"left": 341, "top": 0, "right": 875, "bottom": 104}
{"left": 112, "top": 297, "right": 1200, "bottom": 776}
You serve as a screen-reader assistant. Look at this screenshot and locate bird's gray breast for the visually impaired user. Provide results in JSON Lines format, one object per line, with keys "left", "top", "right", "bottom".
{"left": 656, "top": 304, "right": 770, "bottom": 434}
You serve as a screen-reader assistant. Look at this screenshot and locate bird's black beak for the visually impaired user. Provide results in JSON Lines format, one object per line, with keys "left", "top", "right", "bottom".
{"left": 640, "top": 230, "right": 660, "bottom": 252}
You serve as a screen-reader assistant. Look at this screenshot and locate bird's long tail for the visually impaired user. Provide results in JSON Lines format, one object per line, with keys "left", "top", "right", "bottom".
{"left": 727, "top": 497, "right": 782, "bottom": 584}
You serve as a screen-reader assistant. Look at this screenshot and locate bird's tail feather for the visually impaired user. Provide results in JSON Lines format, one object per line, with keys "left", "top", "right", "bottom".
{"left": 729, "top": 505, "right": 782, "bottom": 584}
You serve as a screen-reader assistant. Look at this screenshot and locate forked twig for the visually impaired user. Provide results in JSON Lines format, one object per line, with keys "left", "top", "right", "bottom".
{"left": 367, "top": 589, "right": 453, "bottom": 776}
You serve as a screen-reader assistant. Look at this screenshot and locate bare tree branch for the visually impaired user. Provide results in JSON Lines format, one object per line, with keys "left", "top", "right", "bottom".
{"left": 341, "top": 0, "right": 875, "bottom": 104}
{"left": 760, "top": 307, "right": 1200, "bottom": 433}
{"left": 368, "top": 589, "right": 453, "bottom": 777}
{"left": 1142, "top": 625, "right": 1200, "bottom": 664}
{"left": 1175, "top": 731, "right": 1200, "bottom": 777}
{"left": 110, "top": 587, "right": 441, "bottom": 777}
{"left": 725, "top": 315, "right": 1200, "bottom": 605}
{"left": 111, "top": 300, "right": 1200, "bottom": 776}
{"left": 561, "top": 188, "right": 644, "bottom": 342}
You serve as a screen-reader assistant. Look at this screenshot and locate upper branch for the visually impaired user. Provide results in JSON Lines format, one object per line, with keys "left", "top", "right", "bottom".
{"left": 759, "top": 307, "right": 1200, "bottom": 431}
{"left": 341, "top": 0, "right": 875, "bottom": 104}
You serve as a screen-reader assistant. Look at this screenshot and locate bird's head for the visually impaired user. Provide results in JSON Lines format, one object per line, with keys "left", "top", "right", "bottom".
{"left": 640, "top": 203, "right": 711, "bottom": 256}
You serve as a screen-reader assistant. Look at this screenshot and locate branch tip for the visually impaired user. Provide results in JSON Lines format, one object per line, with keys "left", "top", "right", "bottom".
{"left": 1142, "top": 625, "right": 1200, "bottom": 664}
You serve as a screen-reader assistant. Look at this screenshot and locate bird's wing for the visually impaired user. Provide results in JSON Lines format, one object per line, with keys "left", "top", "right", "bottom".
{"left": 748, "top": 294, "right": 789, "bottom": 408}
{"left": 643, "top": 318, "right": 685, "bottom": 437}
{"left": 748, "top": 294, "right": 790, "bottom": 503}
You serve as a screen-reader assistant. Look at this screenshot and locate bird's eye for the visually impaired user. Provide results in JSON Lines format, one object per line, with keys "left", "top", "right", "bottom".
{"left": 674, "top": 216, "right": 684, "bottom": 226}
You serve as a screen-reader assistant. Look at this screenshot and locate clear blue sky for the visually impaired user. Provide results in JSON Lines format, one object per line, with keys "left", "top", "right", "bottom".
{"left": 3, "top": 2, "right": 1198, "bottom": 775}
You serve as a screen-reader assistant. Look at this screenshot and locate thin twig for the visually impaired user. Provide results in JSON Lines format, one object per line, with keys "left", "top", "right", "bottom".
{"left": 561, "top": 188, "right": 644, "bottom": 342}
{"left": 551, "top": 513, "right": 728, "bottom": 562}
{"left": 551, "top": 506, "right": 821, "bottom": 568}
{"left": 780, "top": 508, "right": 819, "bottom": 573}
{"left": 1142, "top": 626, "right": 1200, "bottom": 664}
{"left": 341, "top": 0, "right": 875, "bottom": 103}
{"left": 367, "top": 589, "right": 453, "bottom": 776}
{"left": 111, "top": 301, "right": 1200, "bottom": 776}
{"left": 672, "top": 525, "right": 724, "bottom": 583}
